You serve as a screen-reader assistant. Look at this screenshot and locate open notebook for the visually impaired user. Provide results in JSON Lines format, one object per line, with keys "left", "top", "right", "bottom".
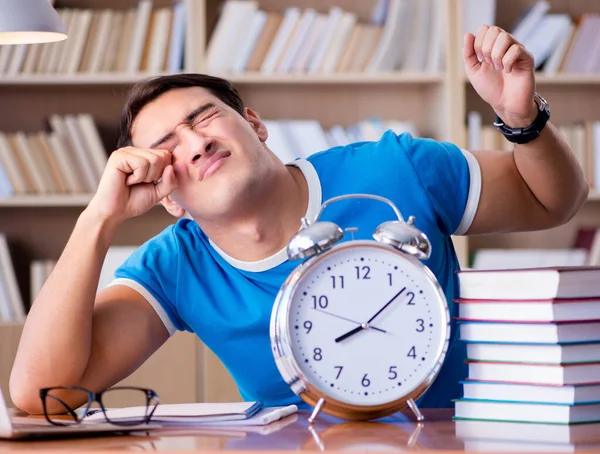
{"left": 85, "top": 401, "right": 298, "bottom": 426}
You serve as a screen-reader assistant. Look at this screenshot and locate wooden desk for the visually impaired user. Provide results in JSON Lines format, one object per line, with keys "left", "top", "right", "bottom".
{"left": 1, "top": 409, "right": 599, "bottom": 453}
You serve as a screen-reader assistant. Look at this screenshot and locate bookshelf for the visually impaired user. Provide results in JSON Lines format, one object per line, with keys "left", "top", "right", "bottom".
{"left": 0, "top": 0, "right": 595, "bottom": 405}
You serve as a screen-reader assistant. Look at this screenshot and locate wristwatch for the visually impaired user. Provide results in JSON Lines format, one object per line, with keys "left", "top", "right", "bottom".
{"left": 493, "top": 93, "right": 550, "bottom": 144}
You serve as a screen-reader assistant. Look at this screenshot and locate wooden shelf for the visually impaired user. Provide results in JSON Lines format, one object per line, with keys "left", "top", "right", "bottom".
{"left": 0, "top": 72, "right": 445, "bottom": 86}
{"left": 464, "top": 73, "right": 600, "bottom": 85}
{"left": 0, "top": 195, "right": 93, "bottom": 207}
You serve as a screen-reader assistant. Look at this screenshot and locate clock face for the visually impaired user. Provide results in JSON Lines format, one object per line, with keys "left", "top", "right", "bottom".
{"left": 283, "top": 242, "right": 449, "bottom": 407}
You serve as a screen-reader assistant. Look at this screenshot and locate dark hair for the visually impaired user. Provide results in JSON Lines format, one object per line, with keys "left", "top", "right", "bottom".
{"left": 117, "top": 73, "right": 245, "bottom": 148}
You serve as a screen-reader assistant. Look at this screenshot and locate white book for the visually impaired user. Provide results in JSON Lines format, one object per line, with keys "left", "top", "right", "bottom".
{"left": 212, "top": 1, "right": 258, "bottom": 74}
{"left": 279, "top": 120, "right": 329, "bottom": 158}
{"left": 98, "top": 246, "right": 138, "bottom": 291}
{"left": 327, "top": 125, "right": 352, "bottom": 147}
{"left": 525, "top": 14, "right": 572, "bottom": 69}
{"left": 64, "top": 9, "right": 94, "bottom": 74}
{"left": 76, "top": 114, "right": 108, "bottom": 178}
{"left": 543, "top": 21, "right": 575, "bottom": 75}
{"left": 262, "top": 120, "right": 297, "bottom": 164}
{"left": 146, "top": 7, "right": 173, "bottom": 73}
{"left": 0, "top": 234, "right": 25, "bottom": 323}
{"left": 229, "top": 9, "right": 267, "bottom": 74}
{"left": 276, "top": 8, "right": 317, "bottom": 74}
{"left": 291, "top": 14, "right": 327, "bottom": 73}
{"left": 46, "top": 9, "right": 74, "bottom": 73}
{"left": 462, "top": 381, "right": 600, "bottom": 405}
{"left": 511, "top": 0, "right": 551, "bottom": 43}
{"left": 0, "top": 268, "right": 12, "bottom": 322}
{"left": 167, "top": 2, "right": 186, "bottom": 72}
{"left": 12, "top": 132, "right": 48, "bottom": 194}
{"left": 30, "top": 260, "right": 47, "bottom": 306}
{"left": 47, "top": 132, "right": 84, "bottom": 194}
{"left": 0, "top": 45, "right": 15, "bottom": 74}
{"left": 455, "top": 398, "right": 600, "bottom": 424}
{"left": 462, "top": 0, "right": 496, "bottom": 35}
{"left": 425, "top": 0, "right": 446, "bottom": 72}
{"left": 458, "top": 297, "right": 600, "bottom": 323}
{"left": 126, "top": 0, "right": 153, "bottom": 73}
{"left": 26, "top": 134, "right": 58, "bottom": 193}
{"left": 0, "top": 133, "right": 26, "bottom": 194}
{"left": 403, "top": 0, "right": 432, "bottom": 71}
{"left": 206, "top": 1, "right": 246, "bottom": 73}
{"left": 86, "top": 9, "right": 114, "bottom": 73}
{"left": 366, "top": 0, "right": 412, "bottom": 72}
{"left": 260, "top": 7, "right": 301, "bottom": 74}
{"left": 307, "top": 7, "right": 344, "bottom": 74}
{"left": 465, "top": 342, "right": 600, "bottom": 365}
{"left": 47, "top": 116, "right": 88, "bottom": 193}
{"left": 455, "top": 418, "right": 600, "bottom": 444}
{"left": 0, "top": 155, "right": 13, "bottom": 197}
{"left": 460, "top": 320, "right": 600, "bottom": 344}
{"left": 319, "top": 11, "right": 357, "bottom": 74}
{"left": 6, "top": 45, "right": 28, "bottom": 75}
{"left": 63, "top": 114, "right": 101, "bottom": 191}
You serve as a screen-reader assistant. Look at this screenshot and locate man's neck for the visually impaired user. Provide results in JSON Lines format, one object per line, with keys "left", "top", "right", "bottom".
{"left": 199, "top": 165, "right": 309, "bottom": 262}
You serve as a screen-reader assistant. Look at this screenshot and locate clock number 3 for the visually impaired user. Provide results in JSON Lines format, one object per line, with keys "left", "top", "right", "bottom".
{"left": 416, "top": 319, "right": 425, "bottom": 332}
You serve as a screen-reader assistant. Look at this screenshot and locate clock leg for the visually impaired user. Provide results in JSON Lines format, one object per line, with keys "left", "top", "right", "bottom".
{"left": 308, "top": 397, "right": 326, "bottom": 424}
{"left": 407, "top": 398, "right": 424, "bottom": 421}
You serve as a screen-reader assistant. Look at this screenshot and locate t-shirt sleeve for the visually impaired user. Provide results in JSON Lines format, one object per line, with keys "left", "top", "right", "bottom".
{"left": 110, "top": 226, "right": 189, "bottom": 335}
{"left": 400, "top": 133, "right": 481, "bottom": 236}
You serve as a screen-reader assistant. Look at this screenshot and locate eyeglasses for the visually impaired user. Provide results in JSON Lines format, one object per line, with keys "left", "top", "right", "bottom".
{"left": 39, "top": 386, "right": 159, "bottom": 426}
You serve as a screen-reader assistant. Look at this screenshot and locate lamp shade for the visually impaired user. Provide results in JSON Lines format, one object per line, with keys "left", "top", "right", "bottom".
{"left": 0, "top": 0, "right": 67, "bottom": 44}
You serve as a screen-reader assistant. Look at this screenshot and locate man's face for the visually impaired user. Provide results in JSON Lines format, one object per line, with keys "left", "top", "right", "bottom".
{"left": 131, "top": 86, "right": 269, "bottom": 220}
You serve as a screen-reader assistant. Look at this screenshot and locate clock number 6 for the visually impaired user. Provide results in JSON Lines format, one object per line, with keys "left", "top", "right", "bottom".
{"left": 362, "top": 374, "right": 371, "bottom": 387}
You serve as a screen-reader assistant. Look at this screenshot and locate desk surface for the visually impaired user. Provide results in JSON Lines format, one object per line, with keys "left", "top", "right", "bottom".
{"left": 2, "top": 408, "right": 600, "bottom": 453}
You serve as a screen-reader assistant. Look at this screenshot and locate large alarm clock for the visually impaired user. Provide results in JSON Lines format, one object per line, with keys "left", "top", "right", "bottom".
{"left": 270, "top": 194, "right": 450, "bottom": 422}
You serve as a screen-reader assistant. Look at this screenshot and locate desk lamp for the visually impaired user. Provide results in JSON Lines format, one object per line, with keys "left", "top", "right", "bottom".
{"left": 0, "top": 0, "right": 66, "bottom": 44}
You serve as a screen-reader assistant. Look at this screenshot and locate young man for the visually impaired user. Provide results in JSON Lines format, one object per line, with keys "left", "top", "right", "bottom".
{"left": 11, "top": 26, "right": 588, "bottom": 414}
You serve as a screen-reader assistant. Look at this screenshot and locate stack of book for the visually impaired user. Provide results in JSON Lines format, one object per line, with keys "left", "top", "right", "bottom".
{"left": 453, "top": 267, "right": 600, "bottom": 448}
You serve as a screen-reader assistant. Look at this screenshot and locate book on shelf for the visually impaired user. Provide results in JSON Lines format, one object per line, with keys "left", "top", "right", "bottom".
{"left": 461, "top": 381, "right": 600, "bottom": 405}
{"left": 205, "top": 0, "right": 444, "bottom": 76}
{"left": 457, "top": 267, "right": 600, "bottom": 300}
{"left": 0, "top": 114, "right": 107, "bottom": 197}
{"left": 0, "top": 0, "right": 186, "bottom": 76}
{"left": 0, "top": 233, "right": 25, "bottom": 323}
{"left": 455, "top": 418, "right": 600, "bottom": 444}
{"left": 454, "top": 398, "right": 600, "bottom": 424}
{"left": 465, "top": 341, "right": 600, "bottom": 364}
{"left": 466, "top": 360, "right": 600, "bottom": 386}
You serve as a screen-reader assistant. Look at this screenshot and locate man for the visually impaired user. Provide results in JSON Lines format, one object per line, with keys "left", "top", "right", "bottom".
{"left": 10, "top": 26, "right": 588, "bottom": 414}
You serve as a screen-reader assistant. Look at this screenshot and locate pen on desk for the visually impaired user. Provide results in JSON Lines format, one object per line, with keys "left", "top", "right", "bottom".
{"left": 263, "top": 405, "right": 298, "bottom": 424}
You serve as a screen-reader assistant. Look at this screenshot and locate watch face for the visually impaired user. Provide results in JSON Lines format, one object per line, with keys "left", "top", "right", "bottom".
{"left": 280, "top": 242, "right": 449, "bottom": 407}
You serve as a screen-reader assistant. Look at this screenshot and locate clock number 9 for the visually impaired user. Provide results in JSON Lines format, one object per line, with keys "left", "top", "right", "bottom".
{"left": 303, "top": 321, "right": 312, "bottom": 334}
{"left": 312, "top": 295, "right": 328, "bottom": 309}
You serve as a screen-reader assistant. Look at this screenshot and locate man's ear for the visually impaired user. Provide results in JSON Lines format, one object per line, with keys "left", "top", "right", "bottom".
{"left": 160, "top": 195, "right": 186, "bottom": 218}
{"left": 245, "top": 107, "right": 268, "bottom": 143}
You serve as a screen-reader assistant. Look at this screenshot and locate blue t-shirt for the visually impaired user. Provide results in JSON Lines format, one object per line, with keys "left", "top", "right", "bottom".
{"left": 113, "top": 131, "right": 480, "bottom": 408}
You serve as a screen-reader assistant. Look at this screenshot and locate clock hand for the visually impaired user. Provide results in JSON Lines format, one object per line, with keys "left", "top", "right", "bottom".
{"left": 335, "top": 287, "right": 406, "bottom": 343}
{"left": 310, "top": 308, "right": 387, "bottom": 334}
